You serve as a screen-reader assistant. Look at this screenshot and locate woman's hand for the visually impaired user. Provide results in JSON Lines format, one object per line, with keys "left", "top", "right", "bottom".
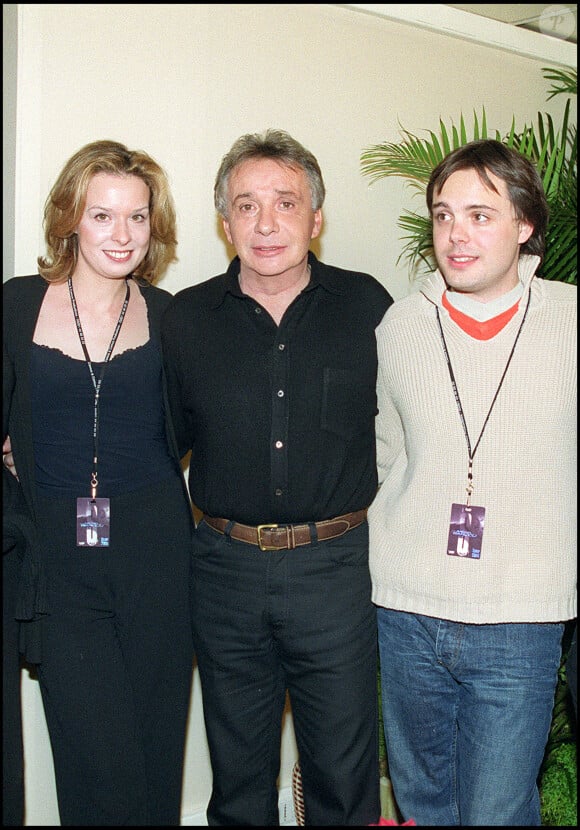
{"left": 2, "top": 435, "right": 18, "bottom": 479}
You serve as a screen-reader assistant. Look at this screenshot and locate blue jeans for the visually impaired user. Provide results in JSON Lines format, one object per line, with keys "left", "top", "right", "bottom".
{"left": 377, "top": 608, "right": 564, "bottom": 826}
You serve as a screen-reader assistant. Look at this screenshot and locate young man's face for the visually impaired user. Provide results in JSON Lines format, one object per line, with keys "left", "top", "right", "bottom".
{"left": 431, "top": 167, "right": 533, "bottom": 302}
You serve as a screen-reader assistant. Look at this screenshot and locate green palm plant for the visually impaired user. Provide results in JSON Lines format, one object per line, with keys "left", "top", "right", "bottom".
{"left": 360, "top": 67, "right": 577, "bottom": 286}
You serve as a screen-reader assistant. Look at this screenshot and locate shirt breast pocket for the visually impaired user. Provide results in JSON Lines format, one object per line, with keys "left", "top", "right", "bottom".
{"left": 320, "top": 367, "right": 377, "bottom": 441}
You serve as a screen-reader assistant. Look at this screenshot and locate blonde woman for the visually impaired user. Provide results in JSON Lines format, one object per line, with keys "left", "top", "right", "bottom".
{"left": 3, "top": 141, "right": 194, "bottom": 825}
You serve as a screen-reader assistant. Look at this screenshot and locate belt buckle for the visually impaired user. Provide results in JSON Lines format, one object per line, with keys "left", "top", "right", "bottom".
{"left": 257, "top": 524, "right": 280, "bottom": 551}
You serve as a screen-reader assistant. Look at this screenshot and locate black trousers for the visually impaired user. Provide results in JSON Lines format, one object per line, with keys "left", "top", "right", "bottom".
{"left": 192, "top": 520, "right": 381, "bottom": 826}
{"left": 35, "top": 478, "right": 194, "bottom": 826}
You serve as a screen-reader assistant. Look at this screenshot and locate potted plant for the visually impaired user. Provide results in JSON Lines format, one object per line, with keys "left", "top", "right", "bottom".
{"left": 360, "top": 65, "right": 577, "bottom": 827}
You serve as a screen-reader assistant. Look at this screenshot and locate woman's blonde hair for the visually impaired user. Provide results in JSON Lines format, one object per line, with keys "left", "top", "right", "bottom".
{"left": 38, "top": 140, "right": 178, "bottom": 283}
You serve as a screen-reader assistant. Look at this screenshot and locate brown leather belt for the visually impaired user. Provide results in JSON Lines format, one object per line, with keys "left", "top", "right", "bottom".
{"left": 202, "top": 509, "right": 368, "bottom": 551}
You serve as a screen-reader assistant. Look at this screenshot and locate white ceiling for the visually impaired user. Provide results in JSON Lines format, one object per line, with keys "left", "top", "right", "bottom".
{"left": 446, "top": 4, "right": 577, "bottom": 43}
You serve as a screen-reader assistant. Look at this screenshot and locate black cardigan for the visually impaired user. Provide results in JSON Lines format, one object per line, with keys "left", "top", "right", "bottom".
{"left": 3, "top": 274, "right": 187, "bottom": 660}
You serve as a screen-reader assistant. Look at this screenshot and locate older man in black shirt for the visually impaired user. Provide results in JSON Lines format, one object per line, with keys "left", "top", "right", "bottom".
{"left": 161, "top": 129, "right": 393, "bottom": 826}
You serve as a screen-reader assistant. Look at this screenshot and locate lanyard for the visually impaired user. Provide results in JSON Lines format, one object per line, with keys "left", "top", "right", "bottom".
{"left": 68, "top": 277, "right": 130, "bottom": 498}
{"left": 435, "top": 289, "right": 531, "bottom": 504}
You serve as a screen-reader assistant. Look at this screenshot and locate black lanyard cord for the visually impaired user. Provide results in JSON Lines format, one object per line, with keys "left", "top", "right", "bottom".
{"left": 435, "top": 288, "right": 531, "bottom": 502}
{"left": 68, "top": 277, "right": 131, "bottom": 498}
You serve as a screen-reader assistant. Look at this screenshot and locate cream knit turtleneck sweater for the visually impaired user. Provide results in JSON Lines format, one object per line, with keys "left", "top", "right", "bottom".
{"left": 369, "top": 255, "right": 577, "bottom": 623}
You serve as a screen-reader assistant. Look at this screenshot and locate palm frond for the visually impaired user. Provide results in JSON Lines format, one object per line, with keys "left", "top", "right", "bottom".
{"left": 360, "top": 109, "right": 493, "bottom": 188}
{"left": 542, "top": 66, "right": 577, "bottom": 99}
{"left": 361, "top": 67, "right": 577, "bottom": 285}
{"left": 396, "top": 211, "right": 435, "bottom": 272}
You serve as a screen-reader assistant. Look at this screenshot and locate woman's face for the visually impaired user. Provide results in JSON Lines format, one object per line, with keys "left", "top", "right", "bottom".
{"left": 74, "top": 172, "right": 151, "bottom": 281}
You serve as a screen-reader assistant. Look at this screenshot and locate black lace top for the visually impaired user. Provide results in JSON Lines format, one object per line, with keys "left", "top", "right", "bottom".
{"left": 31, "top": 338, "right": 176, "bottom": 497}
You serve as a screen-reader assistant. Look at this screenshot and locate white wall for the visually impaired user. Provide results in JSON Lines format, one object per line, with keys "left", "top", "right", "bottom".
{"left": 4, "top": 3, "right": 576, "bottom": 825}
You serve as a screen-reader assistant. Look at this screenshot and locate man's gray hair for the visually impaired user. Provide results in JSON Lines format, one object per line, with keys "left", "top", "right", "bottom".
{"left": 214, "top": 128, "right": 326, "bottom": 217}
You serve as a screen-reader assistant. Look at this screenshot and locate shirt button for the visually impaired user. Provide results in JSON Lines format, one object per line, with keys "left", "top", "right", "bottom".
{"left": 278, "top": 343, "right": 285, "bottom": 350}
{"left": 255, "top": 307, "right": 262, "bottom": 314}
{"left": 275, "top": 440, "right": 283, "bottom": 449}
{"left": 275, "top": 489, "right": 283, "bottom": 496}
{"left": 277, "top": 390, "right": 284, "bottom": 397}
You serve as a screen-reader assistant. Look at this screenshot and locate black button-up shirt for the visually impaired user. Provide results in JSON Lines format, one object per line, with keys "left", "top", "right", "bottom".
{"left": 161, "top": 252, "right": 393, "bottom": 525}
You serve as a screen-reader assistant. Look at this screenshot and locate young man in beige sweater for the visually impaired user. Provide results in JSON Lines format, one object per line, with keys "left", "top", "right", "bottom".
{"left": 369, "top": 139, "right": 576, "bottom": 826}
